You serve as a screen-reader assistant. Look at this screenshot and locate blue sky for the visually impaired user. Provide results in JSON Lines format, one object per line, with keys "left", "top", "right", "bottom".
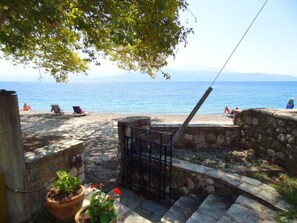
{"left": 1, "top": 0, "right": 297, "bottom": 81}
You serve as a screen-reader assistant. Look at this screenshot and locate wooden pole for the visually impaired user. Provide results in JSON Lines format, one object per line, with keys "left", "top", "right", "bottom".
{"left": 0, "top": 172, "right": 7, "bottom": 223}
{"left": 172, "top": 87, "right": 213, "bottom": 145}
{"left": 0, "top": 91, "right": 29, "bottom": 222}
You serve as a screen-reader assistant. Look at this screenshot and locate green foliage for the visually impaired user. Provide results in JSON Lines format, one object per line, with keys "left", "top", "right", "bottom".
{"left": 276, "top": 208, "right": 297, "bottom": 223}
{"left": 0, "top": 0, "right": 193, "bottom": 82}
{"left": 273, "top": 174, "right": 297, "bottom": 207}
{"left": 54, "top": 170, "right": 80, "bottom": 195}
{"left": 252, "top": 172, "right": 297, "bottom": 223}
{"left": 87, "top": 187, "right": 120, "bottom": 223}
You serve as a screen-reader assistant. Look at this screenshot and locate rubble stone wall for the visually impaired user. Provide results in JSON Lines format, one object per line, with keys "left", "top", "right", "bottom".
{"left": 24, "top": 139, "right": 84, "bottom": 215}
{"left": 151, "top": 123, "right": 241, "bottom": 149}
{"left": 234, "top": 109, "right": 297, "bottom": 175}
{"left": 170, "top": 160, "right": 238, "bottom": 199}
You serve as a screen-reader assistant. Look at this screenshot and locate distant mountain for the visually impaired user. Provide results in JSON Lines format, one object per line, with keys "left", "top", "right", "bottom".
{"left": 95, "top": 69, "right": 297, "bottom": 82}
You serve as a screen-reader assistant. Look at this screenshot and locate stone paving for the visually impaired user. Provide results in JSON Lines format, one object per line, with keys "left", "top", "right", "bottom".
{"left": 21, "top": 113, "right": 121, "bottom": 189}
{"left": 82, "top": 185, "right": 169, "bottom": 223}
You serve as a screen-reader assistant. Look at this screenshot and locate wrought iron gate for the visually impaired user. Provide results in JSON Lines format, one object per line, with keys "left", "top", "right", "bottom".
{"left": 122, "top": 127, "right": 172, "bottom": 205}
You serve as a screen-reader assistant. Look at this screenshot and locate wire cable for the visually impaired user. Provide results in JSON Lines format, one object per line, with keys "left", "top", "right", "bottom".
{"left": 210, "top": 0, "right": 269, "bottom": 87}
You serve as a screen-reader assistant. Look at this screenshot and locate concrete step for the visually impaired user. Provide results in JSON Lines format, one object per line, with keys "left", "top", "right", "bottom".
{"left": 161, "top": 195, "right": 202, "bottom": 223}
{"left": 186, "top": 194, "right": 232, "bottom": 223}
{"left": 218, "top": 195, "right": 277, "bottom": 223}
{"left": 116, "top": 187, "right": 169, "bottom": 222}
{"left": 118, "top": 203, "right": 152, "bottom": 223}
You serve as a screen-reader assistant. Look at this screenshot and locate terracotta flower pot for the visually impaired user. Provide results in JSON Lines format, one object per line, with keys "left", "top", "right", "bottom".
{"left": 46, "top": 184, "right": 85, "bottom": 222}
{"left": 75, "top": 205, "right": 118, "bottom": 223}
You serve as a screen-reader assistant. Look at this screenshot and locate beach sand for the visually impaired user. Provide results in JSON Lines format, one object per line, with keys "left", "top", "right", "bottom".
{"left": 20, "top": 111, "right": 233, "bottom": 125}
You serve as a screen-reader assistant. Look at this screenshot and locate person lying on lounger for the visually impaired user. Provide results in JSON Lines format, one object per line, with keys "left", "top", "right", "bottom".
{"left": 224, "top": 106, "right": 238, "bottom": 118}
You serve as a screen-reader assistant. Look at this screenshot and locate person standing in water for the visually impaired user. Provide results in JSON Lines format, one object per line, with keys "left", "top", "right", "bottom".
{"left": 286, "top": 97, "right": 295, "bottom": 109}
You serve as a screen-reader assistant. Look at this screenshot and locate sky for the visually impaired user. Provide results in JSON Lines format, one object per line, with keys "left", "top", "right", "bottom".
{"left": 0, "top": 0, "right": 297, "bottom": 81}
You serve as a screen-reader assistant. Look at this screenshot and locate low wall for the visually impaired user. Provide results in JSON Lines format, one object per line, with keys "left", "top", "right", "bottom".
{"left": 171, "top": 158, "right": 238, "bottom": 199}
{"left": 234, "top": 108, "right": 297, "bottom": 175}
{"left": 24, "top": 139, "right": 84, "bottom": 215}
{"left": 151, "top": 123, "right": 241, "bottom": 149}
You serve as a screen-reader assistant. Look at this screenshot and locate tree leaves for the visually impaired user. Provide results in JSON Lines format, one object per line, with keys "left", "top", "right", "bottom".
{"left": 0, "top": 0, "right": 192, "bottom": 82}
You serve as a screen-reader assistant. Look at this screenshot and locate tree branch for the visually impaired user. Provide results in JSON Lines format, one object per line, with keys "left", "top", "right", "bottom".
{"left": 0, "top": 7, "right": 12, "bottom": 26}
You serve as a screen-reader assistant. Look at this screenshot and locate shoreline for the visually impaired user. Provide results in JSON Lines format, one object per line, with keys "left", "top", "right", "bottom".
{"left": 19, "top": 110, "right": 233, "bottom": 124}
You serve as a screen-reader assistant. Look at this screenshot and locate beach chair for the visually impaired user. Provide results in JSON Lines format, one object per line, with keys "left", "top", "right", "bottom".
{"left": 72, "top": 106, "right": 86, "bottom": 116}
{"left": 51, "top": 104, "right": 64, "bottom": 115}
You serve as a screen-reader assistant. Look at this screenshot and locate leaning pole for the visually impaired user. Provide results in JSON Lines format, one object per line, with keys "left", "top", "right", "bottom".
{"left": 0, "top": 90, "right": 29, "bottom": 222}
{"left": 172, "top": 87, "right": 213, "bottom": 145}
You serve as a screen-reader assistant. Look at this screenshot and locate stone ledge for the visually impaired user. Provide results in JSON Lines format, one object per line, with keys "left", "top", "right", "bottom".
{"left": 25, "top": 139, "right": 84, "bottom": 164}
{"left": 151, "top": 123, "right": 238, "bottom": 128}
{"left": 172, "top": 158, "right": 290, "bottom": 212}
{"left": 241, "top": 108, "right": 297, "bottom": 121}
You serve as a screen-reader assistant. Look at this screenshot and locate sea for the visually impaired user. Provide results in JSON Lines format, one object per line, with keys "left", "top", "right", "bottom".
{"left": 1, "top": 81, "right": 297, "bottom": 115}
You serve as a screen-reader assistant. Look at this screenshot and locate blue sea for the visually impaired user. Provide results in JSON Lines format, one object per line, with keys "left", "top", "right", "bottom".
{"left": 1, "top": 81, "right": 296, "bottom": 115}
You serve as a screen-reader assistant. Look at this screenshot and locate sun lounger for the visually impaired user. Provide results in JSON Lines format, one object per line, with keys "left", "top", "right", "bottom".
{"left": 72, "top": 106, "right": 86, "bottom": 116}
{"left": 51, "top": 104, "right": 64, "bottom": 115}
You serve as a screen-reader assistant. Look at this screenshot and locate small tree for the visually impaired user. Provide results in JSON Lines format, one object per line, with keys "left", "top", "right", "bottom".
{"left": 0, "top": 0, "right": 193, "bottom": 82}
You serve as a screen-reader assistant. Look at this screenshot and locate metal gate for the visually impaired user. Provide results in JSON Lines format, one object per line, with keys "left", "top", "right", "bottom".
{"left": 122, "top": 127, "right": 172, "bottom": 205}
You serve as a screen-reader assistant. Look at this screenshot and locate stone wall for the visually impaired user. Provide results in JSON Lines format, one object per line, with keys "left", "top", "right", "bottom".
{"left": 118, "top": 117, "right": 241, "bottom": 194}
{"left": 234, "top": 108, "right": 297, "bottom": 175}
{"left": 151, "top": 123, "right": 241, "bottom": 149}
{"left": 171, "top": 158, "right": 238, "bottom": 200}
{"left": 24, "top": 139, "right": 84, "bottom": 215}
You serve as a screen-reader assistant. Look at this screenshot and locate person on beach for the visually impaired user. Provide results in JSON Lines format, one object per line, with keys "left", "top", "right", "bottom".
{"left": 23, "top": 103, "right": 32, "bottom": 111}
{"left": 286, "top": 97, "right": 295, "bottom": 109}
{"left": 224, "top": 107, "right": 238, "bottom": 118}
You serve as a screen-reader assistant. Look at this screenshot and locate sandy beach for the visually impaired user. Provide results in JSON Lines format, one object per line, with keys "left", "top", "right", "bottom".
{"left": 20, "top": 111, "right": 233, "bottom": 125}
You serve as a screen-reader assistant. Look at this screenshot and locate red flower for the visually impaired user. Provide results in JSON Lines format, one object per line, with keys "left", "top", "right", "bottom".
{"left": 90, "top": 184, "right": 97, "bottom": 189}
{"left": 113, "top": 188, "right": 121, "bottom": 196}
{"left": 106, "top": 195, "right": 111, "bottom": 200}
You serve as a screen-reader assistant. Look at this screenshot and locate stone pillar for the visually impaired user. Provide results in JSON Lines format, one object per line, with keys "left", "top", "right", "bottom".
{"left": 0, "top": 90, "right": 29, "bottom": 222}
{"left": 117, "top": 116, "right": 151, "bottom": 184}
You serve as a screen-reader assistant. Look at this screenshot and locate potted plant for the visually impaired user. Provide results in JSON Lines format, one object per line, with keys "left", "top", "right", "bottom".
{"left": 45, "top": 170, "right": 85, "bottom": 222}
{"left": 75, "top": 184, "right": 121, "bottom": 223}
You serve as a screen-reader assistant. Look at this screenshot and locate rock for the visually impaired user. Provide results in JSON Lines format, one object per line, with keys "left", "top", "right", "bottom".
{"left": 194, "top": 134, "right": 205, "bottom": 144}
{"left": 184, "top": 134, "right": 193, "bottom": 141}
{"left": 187, "top": 178, "right": 195, "bottom": 190}
{"left": 252, "top": 118, "right": 259, "bottom": 126}
{"left": 276, "top": 127, "right": 286, "bottom": 133}
{"left": 277, "top": 120, "right": 286, "bottom": 127}
{"left": 206, "top": 133, "right": 216, "bottom": 142}
{"left": 267, "top": 149, "right": 276, "bottom": 157}
{"left": 277, "top": 134, "right": 286, "bottom": 142}
{"left": 276, "top": 152, "right": 284, "bottom": 160}
{"left": 205, "top": 185, "right": 215, "bottom": 193}
{"left": 286, "top": 134, "right": 295, "bottom": 143}
{"left": 266, "top": 128, "right": 274, "bottom": 136}
{"left": 216, "top": 135, "right": 225, "bottom": 145}
{"left": 245, "top": 116, "right": 252, "bottom": 125}
{"left": 271, "top": 140, "right": 282, "bottom": 151}
{"left": 292, "top": 128, "right": 297, "bottom": 137}
{"left": 181, "top": 186, "right": 189, "bottom": 195}
{"left": 206, "top": 178, "right": 214, "bottom": 185}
